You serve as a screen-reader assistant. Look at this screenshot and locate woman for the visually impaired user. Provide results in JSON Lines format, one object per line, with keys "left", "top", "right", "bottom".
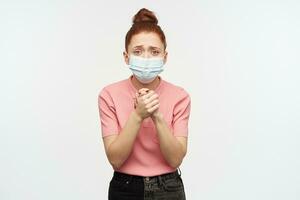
{"left": 98, "top": 8, "right": 191, "bottom": 200}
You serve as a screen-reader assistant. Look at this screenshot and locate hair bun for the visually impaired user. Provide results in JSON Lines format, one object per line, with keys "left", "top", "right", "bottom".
{"left": 132, "top": 8, "right": 158, "bottom": 25}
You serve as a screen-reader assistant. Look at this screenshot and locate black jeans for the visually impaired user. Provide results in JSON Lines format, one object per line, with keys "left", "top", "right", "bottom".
{"left": 108, "top": 169, "right": 186, "bottom": 200}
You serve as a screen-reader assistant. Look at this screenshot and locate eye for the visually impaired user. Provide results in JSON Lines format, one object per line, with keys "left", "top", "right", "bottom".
{"left": 133, "top": 49, "right": 142, "bottom": 55}
{"left": 152, "top": 50, "right": 160, "bottom": 56}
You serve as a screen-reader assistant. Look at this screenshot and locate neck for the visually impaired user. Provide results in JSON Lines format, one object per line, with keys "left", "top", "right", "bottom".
{"left": 130, "top": 75, "right": 161, "bottom": 91}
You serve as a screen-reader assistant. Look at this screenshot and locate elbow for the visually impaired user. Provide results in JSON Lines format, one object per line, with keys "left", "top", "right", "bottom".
{"left": 109, "top": 157, "right": 124, "bottom": 169}
{"left": 168, "top": 151, "right": 186, "bottom": 169}
{"left": 106, "top": 149, "right": 128, "bottom": 169}
{"left": 111, "top": 162, "right": 122, "bottom": 169}
{"left": 169, "top": 158, "right": 183, "bottom": 169}
{"left": 170, "top": 163, "right": 180, "bottom": 169}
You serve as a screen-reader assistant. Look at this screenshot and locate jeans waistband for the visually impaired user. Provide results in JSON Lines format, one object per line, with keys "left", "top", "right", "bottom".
{"left": 113, "top": 169, "right": 181, "bottom": 182}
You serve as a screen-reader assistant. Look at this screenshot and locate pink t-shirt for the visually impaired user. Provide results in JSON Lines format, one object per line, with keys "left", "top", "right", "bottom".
{"left": 98, "top": 75, "right": 191, "bottom": 176}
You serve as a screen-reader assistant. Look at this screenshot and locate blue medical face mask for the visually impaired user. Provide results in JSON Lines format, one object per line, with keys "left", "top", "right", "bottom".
{"left": 128, "top": 55, "right": 165, "bottom": 84}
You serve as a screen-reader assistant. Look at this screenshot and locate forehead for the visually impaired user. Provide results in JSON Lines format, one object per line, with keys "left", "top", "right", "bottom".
{"left": 129, "top": 32, "right": 164, "bottom": 49}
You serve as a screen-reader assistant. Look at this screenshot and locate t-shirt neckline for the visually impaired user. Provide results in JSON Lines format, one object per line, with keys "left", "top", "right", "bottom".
{"left": 127, "top": 75, "right": 163, "bottom": 94}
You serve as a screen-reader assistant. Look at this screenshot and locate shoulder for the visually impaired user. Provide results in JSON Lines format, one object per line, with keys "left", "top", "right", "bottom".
{"left": 98, "top": 78, "right": 128, "bottom": 98}
{"left": 161, "top": 79, "right": 191, "bottom": 100}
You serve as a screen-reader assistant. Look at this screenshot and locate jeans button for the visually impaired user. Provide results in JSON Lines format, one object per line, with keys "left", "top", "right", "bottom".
{"left": 145, "top": 177, "right": 150, "bottom": 181}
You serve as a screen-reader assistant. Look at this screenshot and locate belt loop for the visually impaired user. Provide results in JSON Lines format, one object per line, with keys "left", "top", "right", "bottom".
{"left": 158, "top": 175, "right": 163, "bottom": 186}
{"left": 177, "top": 167, "right": 182, "bottom": 177}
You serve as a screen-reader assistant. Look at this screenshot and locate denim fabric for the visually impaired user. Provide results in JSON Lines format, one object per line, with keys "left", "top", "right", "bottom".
{"left": 108, "top": 169, "right": 186, "bottom": 200}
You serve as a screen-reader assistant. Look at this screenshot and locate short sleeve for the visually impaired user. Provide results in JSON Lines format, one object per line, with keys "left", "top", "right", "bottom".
{"left": 172, "top": 90, "right": 191, "bottom": 137}
{"left": 98, "top": 88, "right": 119, "bottom": 137}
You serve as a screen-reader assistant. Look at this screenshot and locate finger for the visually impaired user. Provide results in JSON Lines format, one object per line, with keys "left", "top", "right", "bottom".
{"left": 142, "top": 90, "right": 155, "bottom": 100}
{"left": 139, "top": 88, "right": 149, "bottom": 93}
{"left": 147, "top": 103, "right": 159, "bottom": 113}
{"left": 141, "top": 90, "right": 153, "bottom": 98}
{"left": 139, "top": 91, "right": 148, "bottom": 97}
{"left": 138, "top": 88, "right": 150, "bottom": 96}
{"left": 134, "top": 97, "right": 138, "bottom": 104}
{"left": 133, "top": 94, "right": 137, "bottom": 106}
{"left": 144, "top": 93, "right": 159, "bottom": 104}
{"left": 145, "top": 99, "right": 159, "bottom": 109}
{"left": 135, "top": 92, "right": 143, "bottom": 102}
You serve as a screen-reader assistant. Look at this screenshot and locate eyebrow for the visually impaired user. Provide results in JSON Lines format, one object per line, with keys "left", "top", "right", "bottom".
{"left": 133, "top": 45, "right": 161, "bottom": 50}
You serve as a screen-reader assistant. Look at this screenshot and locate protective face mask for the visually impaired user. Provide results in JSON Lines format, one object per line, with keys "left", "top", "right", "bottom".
{"left": 128, "top": 55, "right": 164, "bottom": 84}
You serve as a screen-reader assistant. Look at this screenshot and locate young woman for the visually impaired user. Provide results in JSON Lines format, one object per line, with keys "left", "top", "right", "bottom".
{"left": 98, "top": 8, "right": 191, "bottom": 200}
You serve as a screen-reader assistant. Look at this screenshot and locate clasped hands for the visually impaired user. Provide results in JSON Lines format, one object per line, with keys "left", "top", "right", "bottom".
{"left": 133, "top": 88, "right": 162, "bottom": 121}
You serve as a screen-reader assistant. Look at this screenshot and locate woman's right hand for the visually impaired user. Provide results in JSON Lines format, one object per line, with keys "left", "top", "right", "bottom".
{"left": 134, "top": 89, "right": 159, "bottom": 120}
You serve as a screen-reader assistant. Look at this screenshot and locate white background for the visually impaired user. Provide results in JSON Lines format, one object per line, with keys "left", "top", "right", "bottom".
{"left": 1, "top": 0, "right": 299, "bottom": 199}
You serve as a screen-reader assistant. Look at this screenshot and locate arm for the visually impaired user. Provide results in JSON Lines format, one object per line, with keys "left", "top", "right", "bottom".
{"left": 151, "top": 113, "right": 187, "bottom": 168}
{"left": 102, "top": 90, "right": 159, "bottom": 169}
{"left": 103, "top": 110, "right": 142, "bottom": 169}
{"left": 144, "top": 88, "right": 190, "bottom": 169}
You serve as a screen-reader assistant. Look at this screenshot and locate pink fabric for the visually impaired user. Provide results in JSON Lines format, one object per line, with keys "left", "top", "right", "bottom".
{"left": 98, "top": 75, "right": 191, "bottom": 176}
